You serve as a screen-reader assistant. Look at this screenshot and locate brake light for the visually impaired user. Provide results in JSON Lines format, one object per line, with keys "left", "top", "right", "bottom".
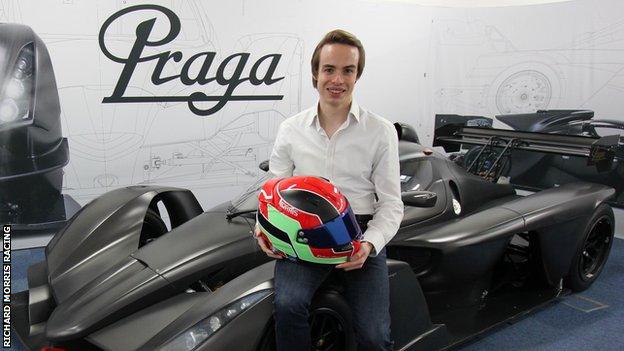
{"left": 40, "top": 347, "right": 67, "bottom": 351}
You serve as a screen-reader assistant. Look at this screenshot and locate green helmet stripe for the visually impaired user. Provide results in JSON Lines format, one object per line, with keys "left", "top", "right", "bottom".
{"left": 260, "top": 228, "right": 296, "bottom": 256}
{"left": 265, "top": 204, "right": 348, "bottom": 264}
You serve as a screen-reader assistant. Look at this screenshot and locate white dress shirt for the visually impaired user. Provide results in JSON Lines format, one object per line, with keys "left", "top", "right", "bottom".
{"left": 269, "top": 101, "right": 404, "bottom": 255}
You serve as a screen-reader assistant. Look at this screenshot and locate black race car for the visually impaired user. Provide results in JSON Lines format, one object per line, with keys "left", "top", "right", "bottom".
{"left": 496, "top": 110, "right": 624, "bottom": 206}
{"left": 12, "top": 123, "right": 616, "bottom": 351}
{"left": 435, "top": 110, "right": 624, "bottom": 207}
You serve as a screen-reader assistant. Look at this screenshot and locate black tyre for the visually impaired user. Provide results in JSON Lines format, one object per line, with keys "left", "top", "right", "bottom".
{"left": 309, "top": 292, "right": 356, "bottom": 351}
{"left": 565, "top": 203, "right": 614, "bottom": 292}
{"left": 257, "top": 292, "right": 356, "bottom": 351}
{"left": 139, "top": 208, "right": 168, "bottom": 247}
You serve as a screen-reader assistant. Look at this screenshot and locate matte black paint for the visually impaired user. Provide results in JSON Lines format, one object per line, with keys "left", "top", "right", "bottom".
{"left": 11, "top": 127, "right": 615, "bottom": 351}
{"left": 0, "top": 23, "right": 73, "bottom": 234}
{"left": 45, "top": 186, "right": 202, "bottom": 303}
{"left": 500, "top": 111, "right": 624, "bottom": 206}
{"left": 435, "top": 110, "right": 624, "bottom": 207}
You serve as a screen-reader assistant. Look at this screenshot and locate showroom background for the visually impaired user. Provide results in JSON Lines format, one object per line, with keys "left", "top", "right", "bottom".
{"left": 2, "top": 0, "right": 623, "bottom": 234}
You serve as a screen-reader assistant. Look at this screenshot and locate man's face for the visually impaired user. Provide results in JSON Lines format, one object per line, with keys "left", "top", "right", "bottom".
{"left": 315, "top": 43, "right": 359, "bottom": 107}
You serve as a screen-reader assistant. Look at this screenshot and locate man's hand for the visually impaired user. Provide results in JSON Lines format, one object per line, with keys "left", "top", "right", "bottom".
{"left": 336, "top": 241, "right": 373, "bottom": 271}
{"left": 254, "top": 224, "right": 283, "bottom": 259}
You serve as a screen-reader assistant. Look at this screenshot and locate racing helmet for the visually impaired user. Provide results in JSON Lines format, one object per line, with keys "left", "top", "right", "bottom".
{"left": 257, "top": 176, "right": 363, "bottom": 264}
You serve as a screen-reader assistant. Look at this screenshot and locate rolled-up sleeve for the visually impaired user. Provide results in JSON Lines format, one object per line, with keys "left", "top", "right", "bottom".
{"left": 363, "top": 124, "right": 403, "bottom": 256}
{"left": 269, "top": 121, "right": 295, "bottom": 178}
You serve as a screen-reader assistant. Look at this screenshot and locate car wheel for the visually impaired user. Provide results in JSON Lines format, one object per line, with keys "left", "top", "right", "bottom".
{"left": 309, "top": 293, "right": 356, "bottom": 351}
{"left": 256, "top": 292, "right": 356, "bottom": 351}
{"left": 565, "top": 203, "right": 614, "bottom": 292}
{"left": 139, "top": 208, "right": 168, "bottom": 247}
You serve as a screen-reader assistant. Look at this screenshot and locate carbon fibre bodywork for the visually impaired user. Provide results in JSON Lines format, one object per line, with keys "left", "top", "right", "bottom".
{"left": 434, "top": 110, "right": 624, "bottom": 207}
{"left": 496, "top": 110, "right": 624, "bottom": 207}
{"left": 12, "top": 125, "right": 616, "bottom": 351}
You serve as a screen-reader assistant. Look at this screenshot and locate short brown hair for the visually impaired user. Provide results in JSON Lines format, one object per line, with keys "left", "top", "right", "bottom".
{"left": 311, "top": 29, "right": 365, "bottom": 88}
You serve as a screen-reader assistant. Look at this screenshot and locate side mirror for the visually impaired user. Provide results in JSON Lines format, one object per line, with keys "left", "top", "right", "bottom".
{"left": 259, "top": 160, "right": 269, "bottom": 172}
{"left": 402, "top": 191, "right": 437, "bottom": 208}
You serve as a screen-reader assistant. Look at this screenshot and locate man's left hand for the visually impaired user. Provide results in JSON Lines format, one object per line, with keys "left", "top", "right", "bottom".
{"left": 336, "top": 242, "right": 373, "bottom": 271}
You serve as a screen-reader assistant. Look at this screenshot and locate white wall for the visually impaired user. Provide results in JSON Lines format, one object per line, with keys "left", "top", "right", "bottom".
{"left": 2, "top": 0, "right": 623, "bottom": 235}
{"left": 2, "top": 0, "right": 431, "bottom": 207}
{"left": 394, "top": 0, "right": 574, "bottom": 7}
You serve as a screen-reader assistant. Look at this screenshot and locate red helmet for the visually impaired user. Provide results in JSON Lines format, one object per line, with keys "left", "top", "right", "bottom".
{"left": 257, "top": 176, "right": 362, "bottom": 264}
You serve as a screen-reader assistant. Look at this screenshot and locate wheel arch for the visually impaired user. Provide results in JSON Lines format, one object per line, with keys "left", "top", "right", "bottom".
{"left": 531, "top": 202, "right": 614, "bottom": 288}
{"left": 46, "top": 186, "right": 203, "bottom": 303}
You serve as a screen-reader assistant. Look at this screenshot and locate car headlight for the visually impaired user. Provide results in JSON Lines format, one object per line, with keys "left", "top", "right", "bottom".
{"left": 0, "top": 42, "right": 34, "bottom": 126}
{"left": 159, "top": 289, "right": 272, "bottom": 351}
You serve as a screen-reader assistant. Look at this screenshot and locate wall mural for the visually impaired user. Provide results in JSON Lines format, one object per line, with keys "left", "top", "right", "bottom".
{"left": 431, "top": 12, "right": 624, "bottom": 122}
{"left": 1, "top": 0, "right": 303, "bottom": 209}
{"left": 2, "top": 0, "right": 624, "bottom": 239}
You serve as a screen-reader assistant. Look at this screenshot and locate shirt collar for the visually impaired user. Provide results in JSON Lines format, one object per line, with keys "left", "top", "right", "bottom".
{"left": 308, "top": 100, "right": 361, "bottom": 129}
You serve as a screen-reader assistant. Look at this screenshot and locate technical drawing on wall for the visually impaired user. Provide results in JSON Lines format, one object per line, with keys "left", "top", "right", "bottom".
{"left": 432, "top": 17, "right": 624, "bottom": 119}
{"left": 2, "top": 0, "right": 303, "bottom": 207}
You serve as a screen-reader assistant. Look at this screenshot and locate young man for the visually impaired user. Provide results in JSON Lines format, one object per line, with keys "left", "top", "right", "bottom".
{"left": 255, "top": 29, "right": 403, "bottom": 351}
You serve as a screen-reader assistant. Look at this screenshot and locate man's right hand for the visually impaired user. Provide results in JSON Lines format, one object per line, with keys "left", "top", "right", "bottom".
{"left": 255, "top": 224, "right": 283, "bottom": 259}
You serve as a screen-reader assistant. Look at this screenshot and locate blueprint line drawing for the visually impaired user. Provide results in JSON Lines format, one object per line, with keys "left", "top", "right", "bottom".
{"left": 432, "top": 17, "right": 624, "bottom": 118}
{"left": 2, "top": 0, "right": 303, "bottom": 207}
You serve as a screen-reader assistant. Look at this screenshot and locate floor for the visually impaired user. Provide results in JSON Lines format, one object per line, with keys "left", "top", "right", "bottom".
{"left": 7, "top": 239, "right": 624, "bottom": 351}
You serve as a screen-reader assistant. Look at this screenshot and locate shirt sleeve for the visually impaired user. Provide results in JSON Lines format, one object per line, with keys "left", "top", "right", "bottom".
{"left": 362, "top": 123, "right": 404, "bottom": 256}
{"left": 269, "top": 121, "right": 295, "bottom": 178}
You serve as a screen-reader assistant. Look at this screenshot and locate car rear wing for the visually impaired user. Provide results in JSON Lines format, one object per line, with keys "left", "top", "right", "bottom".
{"left": 435, "top": 125, "right": 621, "bottom": 173}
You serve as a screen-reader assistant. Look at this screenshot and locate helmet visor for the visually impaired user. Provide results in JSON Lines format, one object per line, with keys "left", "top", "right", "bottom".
{"left": 300, "top": 207, "right": 362, "bottom": 248}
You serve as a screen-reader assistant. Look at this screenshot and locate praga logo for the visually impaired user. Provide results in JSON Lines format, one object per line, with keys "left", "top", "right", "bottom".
{"left": 99, "top": 4, "right": 285, "bottom": 116}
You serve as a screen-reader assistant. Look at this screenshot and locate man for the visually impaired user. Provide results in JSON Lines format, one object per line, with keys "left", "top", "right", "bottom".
{"left": 255, "top": 29, "right": 403, "bottom": 351}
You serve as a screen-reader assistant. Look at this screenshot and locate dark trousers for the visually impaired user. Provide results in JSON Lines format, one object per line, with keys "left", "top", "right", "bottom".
{"left": 273, "top": 245, "right": 392, "bottom": 351}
